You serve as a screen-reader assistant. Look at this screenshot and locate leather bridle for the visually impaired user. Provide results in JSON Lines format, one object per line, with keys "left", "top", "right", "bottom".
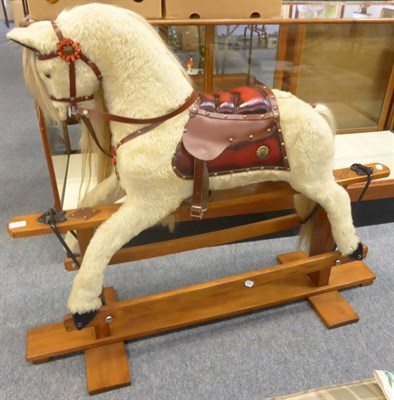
{"left": 37, "top": 21, "right": 103, "bottom": 115}
{"left": 36, "top": 21, "right": 198, "bottom": 161}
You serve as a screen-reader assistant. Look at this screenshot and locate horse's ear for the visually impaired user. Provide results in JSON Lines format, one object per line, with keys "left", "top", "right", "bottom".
{"left": 7, "top": 21, "right": 57, "bottom": 54}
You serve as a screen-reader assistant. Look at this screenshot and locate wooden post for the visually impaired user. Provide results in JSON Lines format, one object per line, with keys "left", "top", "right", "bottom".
{"left": 85, "top": 287, "right": 131, "bottom": 395}
{"left": 308, "top": 207, "right": 336, "bottom": 286}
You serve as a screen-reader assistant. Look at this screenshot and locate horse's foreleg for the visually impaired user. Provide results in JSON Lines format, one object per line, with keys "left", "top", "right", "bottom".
{"left": 67, "top": 192, "right": 183, "bottom": 329}
{"left": 65, "top": 173, "right": 125, "bottom": 253}
{"left": 79, "top": 172, "right": 125, "bottom": 207}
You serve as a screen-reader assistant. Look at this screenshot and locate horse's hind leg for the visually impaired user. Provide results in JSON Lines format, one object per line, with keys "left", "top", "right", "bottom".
{"left": 293, "top": 175, "right": 361, "bottom": 257}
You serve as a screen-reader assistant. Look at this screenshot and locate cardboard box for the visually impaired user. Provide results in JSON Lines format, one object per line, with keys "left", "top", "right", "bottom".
{"left": 27, "top": 0, "right": 162, "bottom": 21}
{"left": 164, "top": 0, "right": 282, "bottom": 19}
{"left": 10, "top": 0, "right": 25, "bottom": 26}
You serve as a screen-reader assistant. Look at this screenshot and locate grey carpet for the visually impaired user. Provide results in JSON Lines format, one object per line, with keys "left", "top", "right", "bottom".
{"left": 1, "top": 22, "right": 393, "bottom": 400}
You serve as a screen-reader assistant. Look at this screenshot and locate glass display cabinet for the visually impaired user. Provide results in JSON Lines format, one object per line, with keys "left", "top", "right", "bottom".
{"left": 33, "top": 2, "right": 393, "bottom": 210}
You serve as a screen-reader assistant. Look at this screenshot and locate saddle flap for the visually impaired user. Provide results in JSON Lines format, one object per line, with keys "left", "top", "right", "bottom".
{"left": 182, "top": 86, "right": 278, "bottom": 161}
{"left": 183, "top": 112, "right": 275, "bottom": 161}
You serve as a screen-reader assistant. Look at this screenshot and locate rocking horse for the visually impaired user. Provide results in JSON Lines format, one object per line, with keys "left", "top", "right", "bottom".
{"left": 7, "top": 3, "right": 389, "bottom": 394}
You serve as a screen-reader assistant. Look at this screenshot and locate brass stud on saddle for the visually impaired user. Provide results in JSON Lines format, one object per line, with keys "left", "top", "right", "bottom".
{"left": 256, "top": 145, "right": 270, "bottom": 160}
{"left": 228, "top": 138, "right": 234, "bottom": 143}
{"left": 249, "top": 134, "right": 254, "bottom": 140}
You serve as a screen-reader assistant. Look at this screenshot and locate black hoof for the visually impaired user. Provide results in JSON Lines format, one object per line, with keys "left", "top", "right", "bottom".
{"left": 348, "top": 242, "right": 363, "bottom": 260}
{"left": 72, "top": 309, "right": 99, "bottom": 330}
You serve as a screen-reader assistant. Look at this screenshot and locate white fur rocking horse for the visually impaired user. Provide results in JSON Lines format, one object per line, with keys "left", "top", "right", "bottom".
{"left": 7, "top": 3, "right": 363, "bottom": 330}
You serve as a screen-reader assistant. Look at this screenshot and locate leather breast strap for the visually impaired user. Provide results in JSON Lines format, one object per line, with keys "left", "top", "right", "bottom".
{"left": 74, "top": 90, "right": 199, "bottom": 125}
{"left": 77, "top": 91, "right": 199, "bottom": 163}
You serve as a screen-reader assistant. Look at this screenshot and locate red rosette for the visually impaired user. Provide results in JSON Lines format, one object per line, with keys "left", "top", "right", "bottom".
{"left": 57, "top": 38, "right": 81, "bottom": 62}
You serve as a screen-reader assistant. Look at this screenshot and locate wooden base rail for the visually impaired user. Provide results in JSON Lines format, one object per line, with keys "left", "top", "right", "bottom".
{"left": 7, "top": 162, "right": 390, "bottom": 395}
{"left": 25, "top": 251, "right": 375, "bottom": 394}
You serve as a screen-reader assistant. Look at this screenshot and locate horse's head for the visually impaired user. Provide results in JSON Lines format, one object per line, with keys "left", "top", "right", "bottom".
{"left": 7, "top": 20, "right": 102, "bottom": 122}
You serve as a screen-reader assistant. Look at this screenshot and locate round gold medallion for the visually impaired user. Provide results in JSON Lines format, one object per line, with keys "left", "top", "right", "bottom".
{"left": 256, "top": 145, "right": 270, "bottom": 160}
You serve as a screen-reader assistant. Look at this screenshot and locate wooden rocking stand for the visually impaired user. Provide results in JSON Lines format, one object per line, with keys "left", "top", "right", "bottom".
{"left": 8, "top": 162, "right": 390, "bottom": 395}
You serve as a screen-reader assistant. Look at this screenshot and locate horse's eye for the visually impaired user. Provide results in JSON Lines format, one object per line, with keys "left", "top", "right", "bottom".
{"left": 44, "top": 72, "right": 51, "bottom": 79}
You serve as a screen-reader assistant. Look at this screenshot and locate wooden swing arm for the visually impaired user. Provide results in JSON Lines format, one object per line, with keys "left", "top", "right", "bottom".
{"left": 7, "top": 162, "right": 391, "bottom": 240}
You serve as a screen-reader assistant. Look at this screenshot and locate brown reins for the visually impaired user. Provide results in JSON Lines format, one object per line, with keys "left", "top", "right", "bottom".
{"left": 36, "top": 21, "right": 199, "bottom": 165}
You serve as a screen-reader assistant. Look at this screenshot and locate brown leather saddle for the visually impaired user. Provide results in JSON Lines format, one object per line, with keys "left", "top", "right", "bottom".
{"left": 172, "top": 85, "right": 290, "bottom": 218}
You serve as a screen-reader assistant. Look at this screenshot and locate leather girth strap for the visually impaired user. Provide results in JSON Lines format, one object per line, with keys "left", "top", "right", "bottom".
{"left": 191, "top": 158, "right": 209, "bottom": 219}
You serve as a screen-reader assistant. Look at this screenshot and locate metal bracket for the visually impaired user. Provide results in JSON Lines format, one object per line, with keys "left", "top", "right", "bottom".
{"left": 350, "top": 163, "right": 374, "bottom": 215}
{"left": 69, "top": 207, "right": 100, "bottom": 220}
{"left": 37, "top": 208, "right": 67, "bottom": 225}
{"left": 37, "top": 208, "right": 80, "bottom": 269}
